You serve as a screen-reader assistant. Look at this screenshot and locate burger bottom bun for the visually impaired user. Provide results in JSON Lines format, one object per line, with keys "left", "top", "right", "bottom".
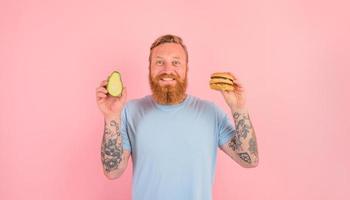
{"left": 210, "top": 83, "right": 234, "bottom": 91}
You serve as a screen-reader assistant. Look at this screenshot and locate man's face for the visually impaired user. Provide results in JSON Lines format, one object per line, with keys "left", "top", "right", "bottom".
{"left": 149, "top": 43, "right": 188, "bottom": 104}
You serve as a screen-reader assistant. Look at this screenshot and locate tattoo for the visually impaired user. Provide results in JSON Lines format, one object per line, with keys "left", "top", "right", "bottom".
{"left": 101, "top": 120, "right": 123, "bottom": 172}
{"left": 233, "top": 112, "right": 240, "bottom": 120}
{"left": 228, "top": 132, "right": 240, "bottom": 151}
{"left": 229, "top": 112, "right": 252, "bottom": 151}
{"left": 229, "top": 111, "right": 259, "bottom": 164}
{"left": 248, "top": 138, "right": 257, "bottom": 155}
{"left": 236, "top": 114, "right": 252, "bottom": 139}
{"left": 110, "top": 120, "right": 117, "bottom": 127}
{"left": 238, "top": 152, "right": 252, "bottom": 164}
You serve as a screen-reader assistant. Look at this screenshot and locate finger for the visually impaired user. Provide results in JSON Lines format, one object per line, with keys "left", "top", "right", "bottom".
{"left": 100, "top": 80, "right": 108, "bottom": 87}
{"left": 96, "top": 87, "right": 108, "bottom": 94}
{"left": 96, "top": 94, "right": 105, "bottom": 102}
{"left": 97, "top": 97, "right": 106, "bottom": 104}
{"left": 236, "top": 82, "right": 243, "bottom": 89}
{"left": 232, "top": 78, "right": 241, "bottom": 85}
{"left": 234, "top": 84, "right": 244, "bottom": 93}
{"left": 96, "top": 94, "right": 106, "bottom": 102}
{"left": 97, "top": 92, "right": 107, "bottom": 98}
{"left": 232, "top": 80, "right": 243, "bottom": 89}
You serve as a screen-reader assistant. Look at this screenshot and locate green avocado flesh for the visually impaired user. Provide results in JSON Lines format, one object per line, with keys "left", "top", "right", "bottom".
{"left": 107, "top": 71, "right": 123, "bottom": 96}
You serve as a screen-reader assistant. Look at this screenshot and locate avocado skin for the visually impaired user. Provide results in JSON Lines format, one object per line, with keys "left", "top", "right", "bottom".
{"left": 106, "top": 71, "right": 123, "bottom": 97}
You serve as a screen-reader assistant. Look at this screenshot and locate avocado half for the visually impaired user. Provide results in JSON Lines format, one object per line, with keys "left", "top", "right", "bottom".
{"left": 107, "top": 71, "right": 123, "bottom": 97}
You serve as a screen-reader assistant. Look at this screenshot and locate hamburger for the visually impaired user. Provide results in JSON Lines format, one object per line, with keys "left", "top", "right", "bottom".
{"left": 209, "top": 72, "right": 239, "bottom": 91}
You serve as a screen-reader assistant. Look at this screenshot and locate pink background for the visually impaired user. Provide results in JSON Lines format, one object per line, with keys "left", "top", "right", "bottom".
{"left": 1, "top": 0, "right": 349, "bottom": 199}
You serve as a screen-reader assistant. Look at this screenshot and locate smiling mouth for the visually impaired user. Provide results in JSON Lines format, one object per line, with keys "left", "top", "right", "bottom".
{"left": 160, "top": 77, "right": 175, "bottom": 81}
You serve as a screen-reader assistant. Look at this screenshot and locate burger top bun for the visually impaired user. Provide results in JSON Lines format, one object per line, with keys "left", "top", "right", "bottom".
{"left": 210, "top": 72, "right": 236, "bottom": 81}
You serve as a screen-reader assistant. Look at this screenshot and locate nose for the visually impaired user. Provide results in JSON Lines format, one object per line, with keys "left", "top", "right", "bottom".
{"left": 162, "top": 62, "right": 175, "bottom": 73}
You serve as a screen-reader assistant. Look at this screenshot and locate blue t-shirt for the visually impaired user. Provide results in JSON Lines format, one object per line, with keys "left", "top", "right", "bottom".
{"left": 120, "top": 94, "right": 235, "bottom": 200}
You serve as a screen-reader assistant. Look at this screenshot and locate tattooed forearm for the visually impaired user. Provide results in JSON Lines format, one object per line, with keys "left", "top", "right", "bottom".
{"left": 229, "top": 111, "right": 259, "bottom": 165}
{"left": 101, "top": 120, "right": 123, "bottom": 172}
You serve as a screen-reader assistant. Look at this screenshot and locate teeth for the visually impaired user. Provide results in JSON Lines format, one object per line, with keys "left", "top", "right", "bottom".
{"left": 161, "top": 78, "right": 174, "bottom": 81}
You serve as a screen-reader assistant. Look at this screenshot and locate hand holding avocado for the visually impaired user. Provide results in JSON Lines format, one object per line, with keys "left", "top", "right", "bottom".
{"left": 96, "top": 71, "right": 126, "bottom": 118}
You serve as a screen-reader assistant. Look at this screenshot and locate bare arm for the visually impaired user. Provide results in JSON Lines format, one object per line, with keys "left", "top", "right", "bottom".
{"left": 217, "top": 73, "right": 259, "bottom": 167}
{"left": 96, "top": 78, "right": 130, "bottom": 179}
{"left": 101, "top": 116, "right": 131, "bottom": 179}
{"left": 220, "top": 108, "right": 259, "bottom": 168}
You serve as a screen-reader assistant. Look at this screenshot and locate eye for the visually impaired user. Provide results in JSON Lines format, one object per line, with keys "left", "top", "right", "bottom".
{"left": 155, "top": 60, "right": 164, "bottom": 65}
{"left": 172, "top": 60, "right": 181, "bottom": 66}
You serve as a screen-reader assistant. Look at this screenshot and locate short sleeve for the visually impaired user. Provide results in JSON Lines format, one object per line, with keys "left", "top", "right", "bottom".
{"left": 214, "top": 104, "right": 236, "bottom": 147}
{"left": 120, "top": 106, "right": 132, "bottom": 152}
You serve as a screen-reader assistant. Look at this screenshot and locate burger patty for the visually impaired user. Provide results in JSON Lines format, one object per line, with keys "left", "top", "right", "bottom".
{"left": 210, "top": 82, "right": 234, "bottom": 86}
{"left": 210, "top": 78, "right": 234, "bottom": 85}
{"left": 210, "top": 81, "right": 240, "bottom": 88}
{"left": 210, "top": 76, "right": 234, "bottom": 81}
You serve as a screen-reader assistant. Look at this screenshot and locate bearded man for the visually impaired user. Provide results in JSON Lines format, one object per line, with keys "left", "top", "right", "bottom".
{"left": 96, "top": 34, "right": 259, "bottom": 200}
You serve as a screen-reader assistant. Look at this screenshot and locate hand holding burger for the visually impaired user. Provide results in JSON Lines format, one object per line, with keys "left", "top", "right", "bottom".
{"left": 210, "top": 72, "right": 247, "bottom": 111}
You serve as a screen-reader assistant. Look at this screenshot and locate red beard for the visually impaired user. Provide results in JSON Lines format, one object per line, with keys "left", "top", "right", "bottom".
{"left": 149, "top": 72, "right": 188, "bottom": 105}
